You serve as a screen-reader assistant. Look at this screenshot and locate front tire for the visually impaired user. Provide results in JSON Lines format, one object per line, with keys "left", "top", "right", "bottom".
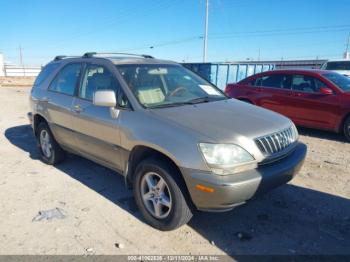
{"left": 36, "top": 122, "right": 65, "bottom": 165}
{"left": 133, "top": 158, "right": 193, "bottom": 231}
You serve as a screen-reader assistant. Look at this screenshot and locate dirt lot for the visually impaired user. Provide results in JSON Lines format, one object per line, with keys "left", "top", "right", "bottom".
{"left": 0, "top": 86, "right": 349, "bottom": 257}
{"left": 0, "top": 77, "right": 35, "bottom": 87}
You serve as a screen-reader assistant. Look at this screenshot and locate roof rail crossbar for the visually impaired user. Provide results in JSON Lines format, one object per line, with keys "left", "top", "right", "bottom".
{"left": 82, "top": 52, "right": 154, "bottom": 59}
{"left": 54, "top": 55, "right": 80, "bottom": 61}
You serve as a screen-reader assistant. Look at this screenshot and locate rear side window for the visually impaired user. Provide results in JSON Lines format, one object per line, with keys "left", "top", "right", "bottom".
{"left": 49, "top": 63, "right": 82, "bottom": 95}
{"left": 33, "top": 63, "right": 59, "bottom": 87}
{"left": 79, "top": 64, "right": 119, "bottom": 101}
{"left": 257, "top": 74, "right": 291, "bottom": 89}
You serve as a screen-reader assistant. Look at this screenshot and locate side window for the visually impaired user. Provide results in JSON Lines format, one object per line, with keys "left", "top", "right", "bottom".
{"left": 80, "top": 64, "right": 119, "bottom": 101}
{"left": 260, "top": 74, "right": 291, "bottom": 89}
{"left": 255, "top": 77, "right": 263, "bottom": 86}
{"left": 248, "top": 78, "right": 258, "bottom": 86}
{"left": 292, "top": 75, "right": 326, "bottom": 93}
{"left": 34, "top": 63, "right": 59, "bottom": 87}
{"left": 49, "top": 63, "right": 82, "bottom": 95}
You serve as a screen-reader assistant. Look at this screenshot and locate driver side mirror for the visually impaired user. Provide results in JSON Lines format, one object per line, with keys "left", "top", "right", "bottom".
{"left": 319, "top": 87, "right": 333, "bottom": 95}
{"left": 93, "top": 90, "right": 117, "bottom": 107}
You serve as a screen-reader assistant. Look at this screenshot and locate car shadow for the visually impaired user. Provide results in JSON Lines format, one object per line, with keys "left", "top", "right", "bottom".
{"left": 4, "top": 124, "right": 141, "bottom": 218}
{"left": 297, "top": 126, "right": 347, "bottom": 143}
{"left": 5, "top": 125, "right": 350, "bottom": 256}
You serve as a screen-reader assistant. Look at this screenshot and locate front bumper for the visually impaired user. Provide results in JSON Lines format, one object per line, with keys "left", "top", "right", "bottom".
{"left": 182, "top": 142, "right": 307, "bottom": 211}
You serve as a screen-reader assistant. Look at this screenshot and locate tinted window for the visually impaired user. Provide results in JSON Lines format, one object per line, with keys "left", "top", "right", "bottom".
{"left": 258, "top": 74, "right": 291, "bottom": 89}
{"left": 34, "top": 63, "right": 59, "bottom": 87}
{"left": 248, "top": 78, "right": 257, "bottom": 86}
{"left": 80, "top": 64, "right": 119, "bottom": 101}
{"left": 323, "top": 72, "right": 350, "bottom": 92}
{"left": 292, "top": 75, "right": 327, "bottom": 93}
{"left": 49, "top": 63, "right": 81, "bottom": 95}
{"left": 325, "top": 61, "right": 350, "bottom": 71}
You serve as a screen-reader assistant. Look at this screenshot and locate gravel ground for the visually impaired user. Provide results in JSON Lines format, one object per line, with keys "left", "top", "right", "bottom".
{"left": 0, "top": 86, "right": 349, "bottom": 257}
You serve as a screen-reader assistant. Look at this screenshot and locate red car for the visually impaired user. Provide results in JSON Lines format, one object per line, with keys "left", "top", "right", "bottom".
{"left": 225, "top": 69, "right": 350, "bottom": 141}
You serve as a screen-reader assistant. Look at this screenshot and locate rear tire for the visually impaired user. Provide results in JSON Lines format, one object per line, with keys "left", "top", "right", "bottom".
{"left": 133, "top": 158, "right": 193, "bottom": 231}
{"left": 343, "top": 116, "right": 350, "bottom": 142}
{"left": 36, "top": 122, "right": 65, "bottom": 165}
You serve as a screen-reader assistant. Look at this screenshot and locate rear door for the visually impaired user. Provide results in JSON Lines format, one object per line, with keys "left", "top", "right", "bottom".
{"left": 254, "top": 73, "right": 294, "bottom": 119}
{"left": 289, "top": 74, "right": 340, "bottom": 130}
{"left": 70, "top": 62, "right": 124, "bottom": 171}
{"left": 45, "top": 63, "right": 82, "bottom": 149}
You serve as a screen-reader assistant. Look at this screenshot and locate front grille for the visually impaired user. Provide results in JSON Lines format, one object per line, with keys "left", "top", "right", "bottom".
{"left": 255, "top": 126, "right": 297, "bottom": 156}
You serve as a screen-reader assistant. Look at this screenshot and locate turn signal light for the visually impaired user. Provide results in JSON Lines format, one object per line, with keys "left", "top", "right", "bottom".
{"left": 195, "top": 184, "right": 214, "bottom": 193}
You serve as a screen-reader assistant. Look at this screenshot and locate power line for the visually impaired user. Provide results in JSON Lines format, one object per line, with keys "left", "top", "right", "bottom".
{"left": 117, "top": 36, "right": 202, "bottom": 52}
{"left": 21, "top": 0, "right": 181, "bottom": 51}
{"left": 209, "top": 27, "right": 350, "bottom": 39}
{"left": 210, "top": 24, "right": 350, "bottom": 37}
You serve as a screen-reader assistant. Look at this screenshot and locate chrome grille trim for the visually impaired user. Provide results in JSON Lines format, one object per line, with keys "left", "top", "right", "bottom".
{"left": 255, "top": 126, "right": 297, "bottom": 156}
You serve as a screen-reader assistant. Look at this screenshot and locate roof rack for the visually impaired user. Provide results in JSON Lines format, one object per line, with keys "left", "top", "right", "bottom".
{"left": 53, "top": 55, "right": 80, "bottom": 61}
{"left": 82, "top": 52, "right": 154, "bottom": 59}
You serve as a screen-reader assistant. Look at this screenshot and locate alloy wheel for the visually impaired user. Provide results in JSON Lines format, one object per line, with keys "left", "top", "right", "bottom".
{"left": 39, "top": 129, "right": 52, "bottom": 158}
{"left": 140, "top": 172, "right": 172, "bottom": 219}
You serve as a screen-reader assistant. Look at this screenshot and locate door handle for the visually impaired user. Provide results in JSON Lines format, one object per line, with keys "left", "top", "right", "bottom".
{"left": 73, "top": 105, "right": 83, "bottom": 113}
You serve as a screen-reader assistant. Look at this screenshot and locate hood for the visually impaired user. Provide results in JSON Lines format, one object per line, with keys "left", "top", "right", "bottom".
{"left": 150, "top": 99, "right": 292, "bottom": 143}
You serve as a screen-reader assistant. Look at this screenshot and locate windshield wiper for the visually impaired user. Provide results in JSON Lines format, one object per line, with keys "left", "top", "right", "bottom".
{"left": 185, "top": 96, "right": 211, "bottom": 104}
{"left": 149, "top": 102, "right": 190, "bottom": 109}
{"left": 185, "top": 96, "right": 228, "bottom": 104}
{"left": 149, "top": 96, "right": 224, "bottom": 109}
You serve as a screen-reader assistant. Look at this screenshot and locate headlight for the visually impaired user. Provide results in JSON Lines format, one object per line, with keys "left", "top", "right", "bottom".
{"left": 199, "top": 143, "right": 254, "bottom": 167}
{"left": 291, "top": 123, "right": 299, "bottom": 141}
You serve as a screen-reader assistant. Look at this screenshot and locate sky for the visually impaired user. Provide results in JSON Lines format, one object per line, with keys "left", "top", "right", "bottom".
{"left": 0, "top": 0, "right": 350, "bottom": 65}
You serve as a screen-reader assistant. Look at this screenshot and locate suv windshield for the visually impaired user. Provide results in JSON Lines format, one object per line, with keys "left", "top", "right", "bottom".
{"left": 324, "top": 61, "right": 350, "bottom": 70}
{"left": 116, "top": 64, "right": 226, "bottom": 108}
{"left": 323, "top": 72, "right": 350, "bottom": 92}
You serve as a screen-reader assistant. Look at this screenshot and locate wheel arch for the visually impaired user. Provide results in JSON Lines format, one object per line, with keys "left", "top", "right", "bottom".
{"left": 339, "top": 111, "right": 350, "bottom": 133}
{"left": 125, "top": 145, "right": 195, "bottom": 208}
{"left": 33, "top": 114, "right": 49, "bottom": 136}
{"left": 126, "top": 145, "right": 181, "bottom": 186}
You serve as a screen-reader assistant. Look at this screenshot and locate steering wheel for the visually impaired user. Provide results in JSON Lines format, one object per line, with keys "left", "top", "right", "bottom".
{"left": 168, "top": 87, "right": 186, "bottom": 97}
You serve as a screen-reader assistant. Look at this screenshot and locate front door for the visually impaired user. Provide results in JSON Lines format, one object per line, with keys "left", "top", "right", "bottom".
{"left": 70, "top": 63, "right": 123, "bottom": 171}
{"left": 255, "top": 73, "right": 295, "bottom": 119}
{"left": 289, "top": 74, "right": 340, "bottom": 130}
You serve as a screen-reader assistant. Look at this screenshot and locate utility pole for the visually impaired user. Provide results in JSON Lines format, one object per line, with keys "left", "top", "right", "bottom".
{"left": 19, "top": 45, "right": 23, "bottom": 65}
{"left": 345, "top": 35, "right": 350, "bottom": 59}
{"left": 203, "top": 0, "right": 209, "bottom": 62}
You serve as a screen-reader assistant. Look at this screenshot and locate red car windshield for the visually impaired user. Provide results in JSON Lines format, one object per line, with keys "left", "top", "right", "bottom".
{"left": 323, "top": 72, "right": 350, "bottom": 92}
